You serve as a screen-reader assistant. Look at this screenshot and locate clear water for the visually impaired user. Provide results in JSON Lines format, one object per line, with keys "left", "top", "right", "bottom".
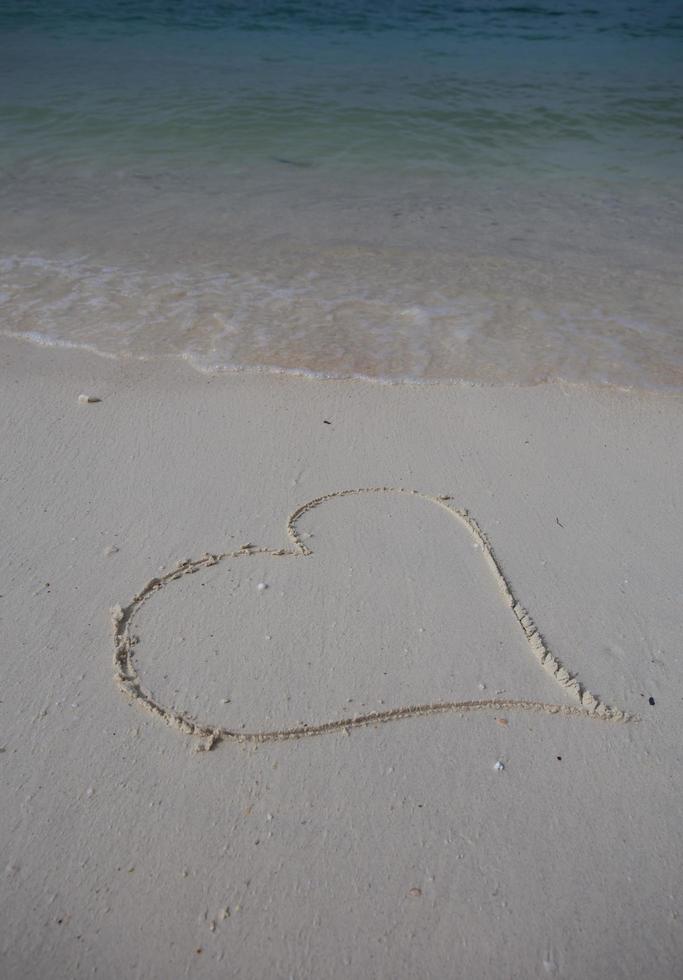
{"left": 1, "top": 1, "right": 682, "bottom": 388}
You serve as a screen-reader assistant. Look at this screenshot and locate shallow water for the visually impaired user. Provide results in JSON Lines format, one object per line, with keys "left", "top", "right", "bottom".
{"left": 1, "top": 1, "right": 682, "bottom": 388}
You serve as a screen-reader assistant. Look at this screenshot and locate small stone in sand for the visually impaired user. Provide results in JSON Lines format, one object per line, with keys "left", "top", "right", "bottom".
{"left": 257, "top": 582, "right": 267, "bottom": 591}
{"left": 494, "top": 761, "right": 505, "bottom": 771}
{"left": 408, "top": 887, "right": 422, "bottom": 897}
{"left": 78, "top": 393, "right": 101, "bottom": 404}
{"left": 103, "top": 544, "right": 119, "bottom": 556}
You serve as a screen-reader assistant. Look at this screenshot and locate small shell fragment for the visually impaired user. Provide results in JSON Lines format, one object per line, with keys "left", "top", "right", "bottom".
{"left": 494, "top": 760, "right": 505, "bottom": 771}
{"left": 78, "top": 393, "right": 101, "bottom": 404}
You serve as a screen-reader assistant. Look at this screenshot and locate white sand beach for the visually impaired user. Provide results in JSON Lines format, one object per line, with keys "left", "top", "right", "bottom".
{"left": 1, "top": 335, "right": 682, "bottom": 978}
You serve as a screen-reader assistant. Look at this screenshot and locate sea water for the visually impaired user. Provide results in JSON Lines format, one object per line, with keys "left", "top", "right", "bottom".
{"left": 1, "top": 1, "right": 682, "bottom": 389}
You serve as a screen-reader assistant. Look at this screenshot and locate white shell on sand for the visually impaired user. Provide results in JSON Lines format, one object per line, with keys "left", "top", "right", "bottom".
{"left": 78, "top": 393, "right": 101, "bottom": 403}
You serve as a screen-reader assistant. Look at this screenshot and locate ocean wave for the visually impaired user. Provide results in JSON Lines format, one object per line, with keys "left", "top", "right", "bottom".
{"left": 1, "top": 253, "right": 681, "bottom": 392}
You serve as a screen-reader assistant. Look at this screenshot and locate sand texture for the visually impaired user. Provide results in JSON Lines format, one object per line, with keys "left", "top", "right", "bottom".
{"left": 1, "top": 337, "right": 682, "bottom": 979}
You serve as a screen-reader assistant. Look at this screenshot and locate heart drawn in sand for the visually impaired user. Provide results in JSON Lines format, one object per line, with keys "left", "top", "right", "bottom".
{"left": 111, "top": 487, "right": 631, "bottom": 750}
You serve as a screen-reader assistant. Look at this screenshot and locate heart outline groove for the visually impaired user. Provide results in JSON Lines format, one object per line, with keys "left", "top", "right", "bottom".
{"left": 111, "top": 487, "right": 632, "bottom": 750}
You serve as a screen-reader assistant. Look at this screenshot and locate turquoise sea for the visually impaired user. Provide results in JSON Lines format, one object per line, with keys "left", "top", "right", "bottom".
{"left": 1, "top": 1, "right": 682, "bottom": 387}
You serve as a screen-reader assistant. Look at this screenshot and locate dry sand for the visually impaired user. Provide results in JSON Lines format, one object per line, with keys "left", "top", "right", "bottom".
{"left": 1, "top": 336, "right": 682, "bottom": 979}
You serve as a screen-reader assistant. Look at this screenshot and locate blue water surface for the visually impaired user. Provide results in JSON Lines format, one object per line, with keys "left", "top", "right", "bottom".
{"left": 1, "top": 0, "right": 681, "bottom": 179}
{"left": 0, "top": 2, "right": 681, "bottom": 389}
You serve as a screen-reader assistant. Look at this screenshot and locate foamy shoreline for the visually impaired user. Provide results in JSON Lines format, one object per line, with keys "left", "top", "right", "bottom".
{"left": 2, "top": 168, "right": 682, "bottom": 393}
{"left": 1, "top": 336, "right": 682, "bottom": 978}
{"left": 3, "top": 325, "right": 683, "bottom": 396}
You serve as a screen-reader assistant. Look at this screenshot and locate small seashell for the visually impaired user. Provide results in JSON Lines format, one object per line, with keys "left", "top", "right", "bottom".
{"left": 78, "top": 393, "right": 101, "bottom": 404}
{"left": 494, "top": 760, "right": 505, "bottom": 771}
